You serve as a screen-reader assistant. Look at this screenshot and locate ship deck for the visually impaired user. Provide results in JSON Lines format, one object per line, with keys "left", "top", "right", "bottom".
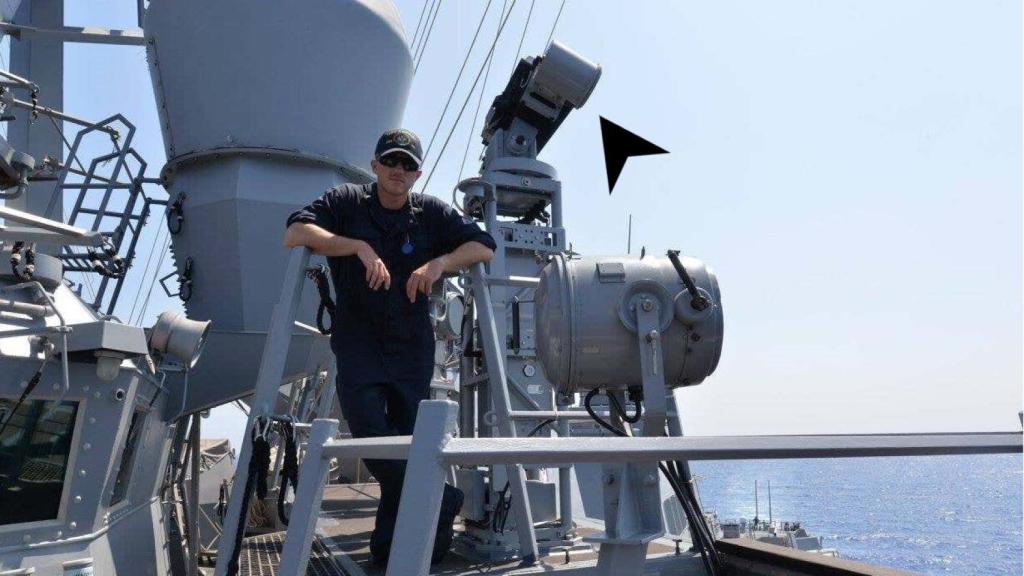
{"left": 228, "top": 483, "right": 914, "bottom": 576}
{"left": 232, "top": 483, "right": 704, "bottom": 576}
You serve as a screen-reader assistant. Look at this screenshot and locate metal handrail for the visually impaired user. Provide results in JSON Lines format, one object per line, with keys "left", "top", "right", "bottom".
{"left": 314, "top": 430, "right": 1023, "bottom": 466}
{"left": 278, "top": 401, "right": 1021, "bottom": 576}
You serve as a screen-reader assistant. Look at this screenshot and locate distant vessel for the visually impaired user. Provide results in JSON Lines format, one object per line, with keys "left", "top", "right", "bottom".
{"left": 719, "top": 518, "right": 839, "bottom": 557}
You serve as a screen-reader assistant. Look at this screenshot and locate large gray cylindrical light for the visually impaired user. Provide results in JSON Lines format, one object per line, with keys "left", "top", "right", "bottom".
{"left": 534, "top": 254, "right": 724, "bottom": 395}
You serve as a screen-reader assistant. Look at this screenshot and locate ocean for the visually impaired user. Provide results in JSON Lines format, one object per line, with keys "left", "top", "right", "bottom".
{"left": 690, "top": 454, "right": 1023, "bottom": 575}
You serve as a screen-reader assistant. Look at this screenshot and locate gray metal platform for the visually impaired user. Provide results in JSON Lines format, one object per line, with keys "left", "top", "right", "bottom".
{"left": 254, "top": 482, "right": 930, "bottom": 576}
{"left": 312, "top": 484, "right": 701, "bottom": 576}
{"left": 235, "top": 531, "right": 348, "bottom": 576}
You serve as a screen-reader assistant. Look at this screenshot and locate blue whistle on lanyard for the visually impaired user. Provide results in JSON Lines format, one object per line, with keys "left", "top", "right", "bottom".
{"left": 401, "top": 234, "right": 414, "bottom": 255}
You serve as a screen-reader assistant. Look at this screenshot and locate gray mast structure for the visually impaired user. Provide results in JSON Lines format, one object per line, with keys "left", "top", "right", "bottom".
{"left": 5, "top": 0, "right": 62, "bottom": 223}
{"left": 453, "top": 41, "right": 601, "bottom": 559}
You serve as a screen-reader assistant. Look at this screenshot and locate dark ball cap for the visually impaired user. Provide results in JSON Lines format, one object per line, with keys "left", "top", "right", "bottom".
{"left": 374, "top": 128, "right": 423, "bottom": 167}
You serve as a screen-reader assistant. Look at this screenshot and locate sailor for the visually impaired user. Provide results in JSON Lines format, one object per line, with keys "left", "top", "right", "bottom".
{"left": 284, "top": 128, "right": 495, "bottom": 564}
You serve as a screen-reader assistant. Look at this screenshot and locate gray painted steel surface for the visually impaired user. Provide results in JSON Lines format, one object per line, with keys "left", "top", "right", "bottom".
{"left": 437, "top": 433, "right": 1024, "bottom": 465}
{"left": 469, "top": 264, "right": 540, "bottom": 561}
{"left": 535, "top": 254, "right": 723, "bottom": 393}
{"left": 213, "top": 248, "right": 314, "bottom": 576}
{"left": 143, "top": 0, "right": 412, "bottom": 338}
{"left": 6, "top": 0, "right": 61, "bottom": 222}
{"left": 0, "top": 281, "right": 177, "bottom": 575}
{"left": 2, "top": 3, "right": 1017, "bottom": 576}
{"left": 277, "top": 419, "right": 338, "bottom": 576}
{"left": 144, "top": 0, "right": 410, "bottom": 165}
{"left": 385, "top": 402, "right": 461, "bottom": 575}
{"left": 285, "top": 405, "right": 1020, "bottom": 575}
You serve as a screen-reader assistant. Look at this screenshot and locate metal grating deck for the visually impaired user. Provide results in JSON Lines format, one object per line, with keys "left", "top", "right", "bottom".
{"left": 237, "top": 531, "right": 347, "bottom": 576}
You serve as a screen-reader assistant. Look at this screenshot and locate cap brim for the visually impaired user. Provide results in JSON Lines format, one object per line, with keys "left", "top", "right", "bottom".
{"left": 377, "top": 148, "right": 422, "bottom": 168}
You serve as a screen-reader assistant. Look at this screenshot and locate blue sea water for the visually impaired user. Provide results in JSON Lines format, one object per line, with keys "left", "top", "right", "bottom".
{"left": 689, "top": 455, "right": 1023, "bottom": 575}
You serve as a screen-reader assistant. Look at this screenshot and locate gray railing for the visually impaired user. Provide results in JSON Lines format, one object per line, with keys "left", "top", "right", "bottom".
{"left": 277, "top": 400, "right": 1022, "bottom": 575}
{"left": 212, "top": 247, "right": 335, "bottom": 576}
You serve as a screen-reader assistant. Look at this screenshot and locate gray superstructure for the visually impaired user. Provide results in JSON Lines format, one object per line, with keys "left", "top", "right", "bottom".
{"left": 0, "top": 2, "right": 1018, "bottom": 576}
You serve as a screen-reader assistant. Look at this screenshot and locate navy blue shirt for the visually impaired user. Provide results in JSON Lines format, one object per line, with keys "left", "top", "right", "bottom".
{"left": 286, "top": 183, "right": 495, "bottom": 384}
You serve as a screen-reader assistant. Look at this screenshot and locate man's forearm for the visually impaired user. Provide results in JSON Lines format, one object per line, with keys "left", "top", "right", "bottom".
{"left": 284, "top": 222, "right": 365, "bottom": 257}
{"left": 439, "top": 241, "right": 494, "bottom": 273}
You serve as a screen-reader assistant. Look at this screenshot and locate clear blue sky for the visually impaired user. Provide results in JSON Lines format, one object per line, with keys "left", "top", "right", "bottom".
{"left": 53, "top": 0, "right": 1021, "bottom": 440}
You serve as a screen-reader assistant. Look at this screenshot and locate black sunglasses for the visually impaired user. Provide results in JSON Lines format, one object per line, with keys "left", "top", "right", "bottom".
{"left": 379, "top": 153, "right": 420, "bottom": 172}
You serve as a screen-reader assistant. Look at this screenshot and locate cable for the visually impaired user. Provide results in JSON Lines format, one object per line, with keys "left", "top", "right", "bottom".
{"left": 217, "top": 480, "right": 229, "bottom": 525}
{"left": 510, "top": 0, "right": 536, "bottom": 70}
{"left": 413, "top": 0, "right": 444, "bottom": 72}
{"left": 605, "top": 389, "right": 642, "bottom": 424}
{"left": 409, "top": 0, "right": 432, "bottom": 49}
{"left": 276, "top": 420, "right": 298, "bottom": 525}
{"left": 456, "top": 0, "right": 507, "bottom": 182}
{"left": 489, "top": 414, "right": 554, "bottom": 534}
{"left": 660, "top": 461, "right": 719, "bottom": 575}
{"left": 134, "top": 230, "right": 172, "bottom": 326}
{"left": 491, "top": 479, "right": 512, "bottom": 533}
{"left": 126, "top": 208, "right": 168, "bottom": 324}
{"left": 420, "top": 0, "right": 519, "bottom": 195}
{"left": 525, "top": 418, "right": 554, "bottom": 438}
{"left": 411, "top": 0, "right": 439, "bottom": 63}
{"left": 0, "top": 354, "right": 50, "bottom": 438}
{"left": 225, "top": 419, "right": 272, "bottom": 576}
{"left": 545, "top": 0, "right": 567, "bottom": 47}
{"left": 583, "top": 388, "right": 623, "bottom": 437}
{"left": 305, "top": 265, "right": 335, "bottom": 335}
{"left": 422, "top": 0, "right": 495, "bottom": 161}
{"left": 585, "top": 387, "right": 723, "bottom": 576}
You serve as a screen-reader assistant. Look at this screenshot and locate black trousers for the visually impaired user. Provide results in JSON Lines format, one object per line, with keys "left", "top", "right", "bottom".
{"left": 336, "top": 370, "right": 460, "bottom": 556}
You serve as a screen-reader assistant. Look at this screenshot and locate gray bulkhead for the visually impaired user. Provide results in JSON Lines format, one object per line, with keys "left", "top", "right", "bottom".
{"left": 0, "top": 277, "right": 178, "bottom": 575}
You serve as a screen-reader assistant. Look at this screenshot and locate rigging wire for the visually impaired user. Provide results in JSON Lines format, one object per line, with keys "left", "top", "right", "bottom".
{"left": 126, "top": 209, "right": 167, "bottom": 324}
{"left": 134, "top": 229, "right": 172, "bottom": 326}
{"left": 419, "top": 0, "right": 520, "bottom": 195}
{"left": 456, "top": 0, "right": 508, "bottom": 181}
{"left": 81, "top": 270, "right": 97, "bottom": 304}
{"left": 545, "top": 0, "right": 567, "bottom": 47}
{"left": 413, "top": 0, "right": 438, "bottom": 62}
{"left": 409, "top": 0, "right": 432, "bottom": 49}
{"left": 421, "top": 0, "right": 496, "bottom": 161}
{"left": 413, "top": 0, "right": 444, "bottom": 72}
{"left": 409, "top": 0, "right": 438, "bottom": 59}
{"left": 511, "top": 0, "right": 536, "bottom": 69}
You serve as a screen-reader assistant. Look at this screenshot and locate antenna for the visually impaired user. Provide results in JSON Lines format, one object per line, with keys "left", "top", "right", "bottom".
{"left": 754, "top": 479, "right": 759, "bottom": 525}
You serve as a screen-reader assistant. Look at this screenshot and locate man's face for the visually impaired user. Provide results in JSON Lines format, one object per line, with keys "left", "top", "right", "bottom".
{"left": 371, "top": 153, "right": 422, "bottom": 198}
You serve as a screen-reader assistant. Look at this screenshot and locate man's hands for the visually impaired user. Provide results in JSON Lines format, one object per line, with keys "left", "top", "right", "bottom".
{"left": 406, "top": 256, "right": 446, "bottom": 303}
{"left": 354, "top": 241, "right": 443, "bottom": 300}
{"left": 352, "top": 242, "right": 460, "bottom": 302}
{"left": 356, "top": 241, "right": 391, "bottom": 290}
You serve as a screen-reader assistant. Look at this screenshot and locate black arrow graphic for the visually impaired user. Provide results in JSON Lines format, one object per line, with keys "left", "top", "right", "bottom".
{"left": 599, "top": 116, "right": 669, "bottom": 194}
